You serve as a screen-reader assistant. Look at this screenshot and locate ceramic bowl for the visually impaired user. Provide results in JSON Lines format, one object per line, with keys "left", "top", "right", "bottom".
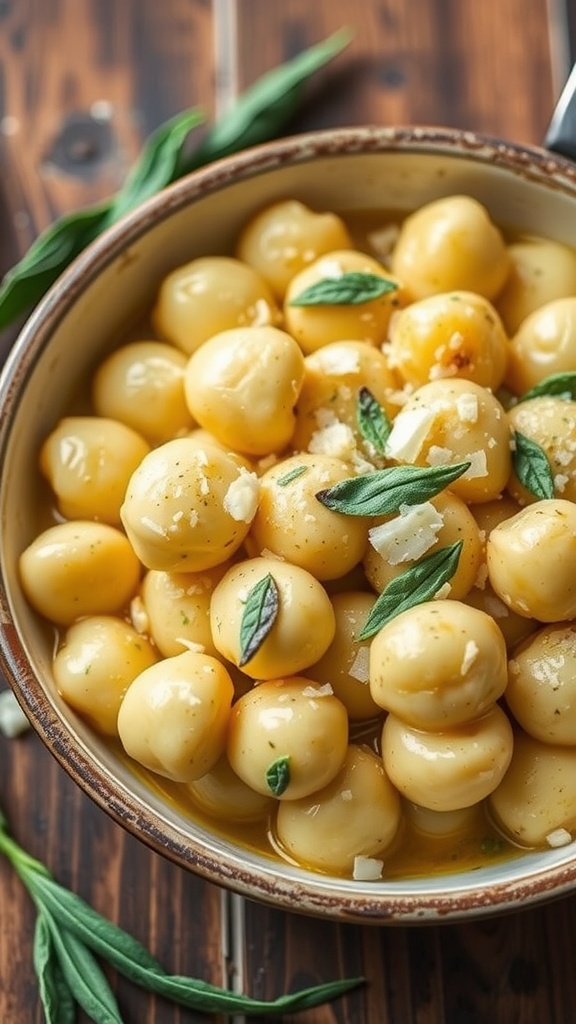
{"left": 3, "top": 126, "right": 576, "bottom": 925}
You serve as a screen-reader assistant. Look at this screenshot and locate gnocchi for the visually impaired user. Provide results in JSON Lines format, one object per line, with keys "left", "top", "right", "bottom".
{"left": 20, "top": 192, "right": 576, "bottom": 884}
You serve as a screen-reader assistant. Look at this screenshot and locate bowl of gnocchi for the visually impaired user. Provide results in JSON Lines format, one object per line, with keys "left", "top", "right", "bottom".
{"left": 3, "top": 125, "right": 576, "bottom": 923}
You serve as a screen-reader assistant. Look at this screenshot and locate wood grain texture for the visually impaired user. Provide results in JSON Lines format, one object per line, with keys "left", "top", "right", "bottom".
{"left": 1, "top": 1, "right": 576, "bottom": 1023}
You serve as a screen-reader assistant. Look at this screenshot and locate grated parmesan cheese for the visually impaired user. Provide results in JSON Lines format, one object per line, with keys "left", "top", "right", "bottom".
{"left": 348, "top": 647, "right": 370, "bottom": 684}
{"left": 222, "top": 470, "right": 259, "bottom": 523}
{"left": 353, "top": 855, "right": 384, "bottom": 881}
{"left": 546, "top": 828, "right": 573, "bottom": 848}
{"left": 384, "top": 407, "right": 435, "bottom": 462}
{"left": 456, "top": 392, "right": 479, "bottom": 423}
{"left": 314, "top": 346, "right": 361, "bottom": 376}
{"left": 368, "top": 502, "right": 444, "bottom": 565}
{"left": 460, "top": 640, "right": 479, "bottom": 675}
{"left": 302, "top": 683, "right": 334, "bottom": 698}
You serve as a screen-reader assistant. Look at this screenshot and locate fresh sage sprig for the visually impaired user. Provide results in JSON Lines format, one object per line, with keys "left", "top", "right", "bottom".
{"left": 356, "top": 386, "right": 392, "bottom": 454}
{"left": 0, "top": 28, "right": 352, "bottom": 331}
{"left": 239, "top": 573, "right": 279, "bottom": 666}
{"left": 266, "top": 756, "right": 291, "bottom": 797}
{"left": 316, "top": 461, "right": 471, "bottom": 516}
{"left": 276, "top": 464, "right": 309, "bottom": 486}
{"left": 512, "top": 431, "right": 555, "bottom": 500}
{"left": 289, "top": 271, "right": 398, "bottom": 306}
{"left": 0, "top": 809, "right": 363, "bottom": 1021}
{"left": 518, "top": 371, "right": 576, "bottom": 403}
{"left": 358, "top": 541, "right": 463, "bottom": 640}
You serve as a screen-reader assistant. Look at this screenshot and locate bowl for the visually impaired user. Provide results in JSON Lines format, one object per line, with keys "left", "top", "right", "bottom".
{"left": 3, "top": 125, "right": 576, "bottom": 925}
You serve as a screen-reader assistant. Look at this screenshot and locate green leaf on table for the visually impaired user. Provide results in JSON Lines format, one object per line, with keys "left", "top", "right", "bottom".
{"left": 518, "top": 371, "right": 576, "bottom": 403}
{"left": 512, "top": 431, "right": 555, "bottom": 499}
{"left": 316, "top": 461, "right": 471, "bottom": 516}
{"left": 46, "top": 917, "right": 124, "bottom": 1024}
{"left": 33, "top": 912, "right": 76, "bottom": 1024}
{"left": 239, "top": 573, "right": 279, "bottom": 666}
{"left": 357, "top": 541, "right": 463, "bottom": 640}
{"left": 107, "top": 108, "right": 205, "bottom": 222}
{"left": 0, "top": 28, "right": 353, "bottom": 332}
{"left": 188, "top": 27, "right": 354, "bottom": 166}
{"left": 357, "top": 386, "right": 392, "bottom": 453}
{"left": 289, "top": 271, "right": 398, "bottom": 306}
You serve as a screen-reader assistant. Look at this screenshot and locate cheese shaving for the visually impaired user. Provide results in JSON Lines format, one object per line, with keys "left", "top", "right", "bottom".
{"left": 384, "top": 407, "right": 435, "bottom": 462}
{"left": 222, "top": 470, "right": 259, "bottom": 523}
{"left": 353, "top": 855, "right": 384, "bottom": 881}
{"left": 368, "top": 502, "right": 444, "bottom": 565}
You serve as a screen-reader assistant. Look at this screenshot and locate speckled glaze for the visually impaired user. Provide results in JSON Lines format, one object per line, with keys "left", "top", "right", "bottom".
{"left": 3, "top": 126, "right": 576, "bottom": 925}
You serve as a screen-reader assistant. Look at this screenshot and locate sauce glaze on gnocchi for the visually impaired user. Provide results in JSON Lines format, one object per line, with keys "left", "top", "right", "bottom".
{"left": 19, "top": 194, "right": 576, "bottom": 882}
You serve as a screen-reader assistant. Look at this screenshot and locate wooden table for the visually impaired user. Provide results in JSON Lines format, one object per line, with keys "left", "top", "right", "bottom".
{"left": 2, "top": 1, "right": 576, "bottom": 1021}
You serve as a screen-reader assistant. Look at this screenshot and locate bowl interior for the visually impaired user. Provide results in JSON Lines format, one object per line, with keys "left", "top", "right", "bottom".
{"left": 3, "top": 127, "right": 576, "bottom": 923}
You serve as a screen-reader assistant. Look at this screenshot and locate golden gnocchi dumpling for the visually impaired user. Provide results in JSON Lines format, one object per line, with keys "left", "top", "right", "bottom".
{"left": 363, "top": 490, "right": 483, "bottom": 602}
{"left": 236, "top": 199, "right": 352, "bottom": 299}
{"left": 120, "top": 438, "right": 259, "bottom": 572}
{"left": 186, "top": 753, "right": 276, "bottom": 823}
{"left": 496, "top": 236, "right": 576, "bottom": 336}
{"left": 487, "top": 499, "right": 576, "bottom": 622}
{"left": 463, "top": 582, "right": 538, "bottom": 651}
{"left": 139, "top": 564, "right": 229, "bottom": 658}
{"left": 247, "top": 453, "right": 368, "bottom": 580}
{"left": 209, "top": 557, "right": 335, "bottom": 678}
{"left": 387, "top": 291, "right": 509, "bottom": 390}
{"left": 390, "top": 195, "right": 510, "bottom": 302}
{"left": 489, "top": 729, "right": 576, "bottom": 847}
{"left": 382, "top": 704, "right": 514, "bottom": 812}
{"left": 284, "top": 250, "right": 402, "bottom": 354}
{"left": 227, "top": 677, "right": 349, "bottom": 800}
{"left": 383, "top": 378, "right": 512, "bottom": 503}
{"left": 53, "top": 616, "right": 158, "bottom": 736}
{"left": 507, "top": 396, "right": 576, "bottom": 504}
{"left": 291, "top": 340, "right": 401, "bottom": 463}
{"left": 506, "top": 623, "right": 576, "bottom": 745}
{"left": 369, "top": 600, "right": 508, "bottom": 730}
{"left": 305, "top": 591, "right": 382, "bottom": 721}
{"left": 19, "top": 521, "right": 141, "bottom": 626}
{"left": 183, "top": 325, "right": 305, "bottom": 456}
{"left": 152, "top": 256, "right": 280, "bottom": 355}
{"left": 275, "top": 745, "right": 401, "bottom": 874}
{"left": 505, "top": 297, "right": 576, "bottom": 396}
{"left": 40, "top": 416, "right": 150, "bottom": 525}
{"left": 91, "top": 340, "right": 195, "bottom": 444}
{"left": 117, "top": 650, "right": 234, "bottom": 783}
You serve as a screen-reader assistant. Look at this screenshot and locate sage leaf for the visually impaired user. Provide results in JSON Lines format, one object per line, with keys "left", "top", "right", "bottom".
{"left": 316, "top": 461, "right": 471, "bottom": 516}
{"left": 0, "top": 203, "right": 111, "bottom": 329}
{"left": 512, "top": 431, "right": 555, "bottom": 500}
{"left": 239, "top": 573, "right": 279, "bottom": 666}
{"left": 358, "top": 541, "right": 463, "bottom": 640}
{"left": 188, "top": 27, "right": 353, "bottom": 166}
{"left": 107, "top": 108, "right": 205, "bottom": 222}
{"left": 289, "top": 271, "right": 398, "bottom": 306}
{"left": 519, "top": 371, "right": 576, "bottom": 403}
{"left": 357, "top": 386, "right": 392, "bottom": 453}
{"left": 276, "top": 464, "right": 308, "bottom": 486}
{"left": 33, "top": 911, "right": 76, "bottom": 1024}
{"left": 266, "top": 755, "right": 291, "bottom": 796}
{"left": 0, "top": 30, "right": 352, "bottom": 331}
{"left": 46, "top": 917, "right": 124, "bottom": 1024}
{"left": 1, "top": 817, "right": 364, "bottom": 1018}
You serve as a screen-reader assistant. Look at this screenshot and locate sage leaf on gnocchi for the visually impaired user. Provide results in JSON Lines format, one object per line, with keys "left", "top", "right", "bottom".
{"left": 357, "top": 541, "right": 463, "bottom": 640}
{"left": 519, "top": 371, "right": 576, "bottom": 403}
{"left": 357, "top": 386, "right": 392, "bottom": 453}
{"left": 316, "top": 461, "right": 471, "bottom": 516}
{"left": 239, "top": 573, "right": 280, "bottom": 666}
{"left": 0, "top": 809, "right": 364, "bottom": 1017}
{"left": 512, "top": 431, "right": 555, "bottom": 500}
{"left": 276, "top": 464, "right": 309, "bottom": 486}
{"left": 266, "top": 755, "right": 291, "bottom": 796}
{"left": 289, "top": 271, "right": 398, "bottom": 306}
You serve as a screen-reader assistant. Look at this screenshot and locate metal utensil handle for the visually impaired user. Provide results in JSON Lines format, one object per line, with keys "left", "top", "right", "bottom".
{"left": 545, "top": 62, "right": 576, "bottom": 158}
